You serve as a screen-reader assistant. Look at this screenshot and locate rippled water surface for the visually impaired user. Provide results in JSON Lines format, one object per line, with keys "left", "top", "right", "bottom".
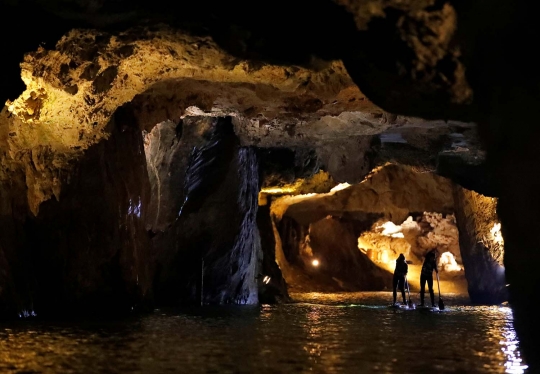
{"left": 0, "top": 292, "right": 528, "bottom": 373}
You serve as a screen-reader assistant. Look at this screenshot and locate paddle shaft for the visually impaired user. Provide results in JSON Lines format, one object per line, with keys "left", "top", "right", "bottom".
{"left": 405, "top": 276, "right": 413, "bottom": 306}
{"left": 436, "top": 271, "right": 441, "bottom": 297}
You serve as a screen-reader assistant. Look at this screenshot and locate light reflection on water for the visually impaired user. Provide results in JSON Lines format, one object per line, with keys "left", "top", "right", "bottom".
{"left": 498, "top": 307, "right": 528, "bottom": 374}
{"left": 0, "top": 292, "right": 528, "bottom": 373}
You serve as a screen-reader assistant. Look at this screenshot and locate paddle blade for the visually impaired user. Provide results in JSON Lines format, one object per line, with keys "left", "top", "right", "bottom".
{"left": 438, "top": 297, "right": 445, "bottom": 310}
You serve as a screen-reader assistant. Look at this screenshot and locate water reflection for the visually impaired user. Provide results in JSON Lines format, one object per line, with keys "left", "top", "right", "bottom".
{"left": 0, "top": 293, "right": 529, "bottom": 373}
{"left": 498, "top": 307, "right": 528, "bottom": 373}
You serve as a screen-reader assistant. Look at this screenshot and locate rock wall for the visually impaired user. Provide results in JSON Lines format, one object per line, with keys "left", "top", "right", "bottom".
{"left": 0, "top": 109, "right": 153, "bottom": 318}
{"left": 143, "top": 116, "right": 217, "bottom": 232}
{"left": 2, "top": 0, "right": 537, "bottom": 367}
{"left": 0, "top": 169, "right": 31, "bottom": 316}
{"left": 276, "top": 214, "right": 392, "bottom": 292}
{"left": 308, "top": 217, "right": 392, "bottom": 290}
{"left": 453, "top": 187, "right": 507, "bottom": 304}
{"left": 256, "top": 205, "right": 290, "bottom": 303}
{"left": 151, "top": 117, "right": 261, "bottom": 305}
{"left": 356, "top": 212, "right": 468, "bottom": 293}
{"left": 143, "top": 120, "right": 184, "bottom": 232}
{"left": 1, "top": 113, "right": 272, "bottom": 315}
{"left": 0, "top": 25, "right": 383, "bottom": 217}
{"left": 357, "top": 213, "right": 461, "bottom": 266}
{"left": 276, "top": 164, "right": 455, "bottom": 226}
{"left": 272, "top": 165, "right": 503, "bottom": 295}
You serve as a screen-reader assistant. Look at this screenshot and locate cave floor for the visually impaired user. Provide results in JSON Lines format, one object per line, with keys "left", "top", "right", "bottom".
{"left": 0, "top": 292, "right": 526, "bottom": 373}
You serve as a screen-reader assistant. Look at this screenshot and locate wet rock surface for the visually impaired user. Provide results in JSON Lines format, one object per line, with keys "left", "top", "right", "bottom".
{"left": 256, "top": 205, "right": 290, "bottom": 303}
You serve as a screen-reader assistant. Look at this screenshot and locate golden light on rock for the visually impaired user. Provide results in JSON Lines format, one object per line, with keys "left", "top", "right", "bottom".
{"left": 329, "top": 182, "right": 351, "bottom": 192}
{"left": 1, "top": 26, "right": 368, "bottom": 216}
{"left": 439, "top": 251, "right": 462, "bottom": 272}
{"left": 260, "top": 186, "right": 300, "bottom": 194}
{"left": 491, "top": 222, "right": 504, "bottom": 245}
{"left": 312, "top": 259, "right": 320, "bottom": 267}
{"left": 376, "top": 221, "right": 405, "bottom": 238}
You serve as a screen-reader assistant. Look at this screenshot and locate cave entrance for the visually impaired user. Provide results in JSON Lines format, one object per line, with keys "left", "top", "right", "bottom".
{"left": 263, "top": 163, "right": 506, "bottom": 303}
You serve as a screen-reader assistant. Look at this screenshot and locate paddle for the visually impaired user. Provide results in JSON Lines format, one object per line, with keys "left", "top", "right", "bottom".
{"left": 405, "top": 276, "right": 415, "bottom": 309}
{"left": 436, "top": 272, "right": 445, "bottom": 310}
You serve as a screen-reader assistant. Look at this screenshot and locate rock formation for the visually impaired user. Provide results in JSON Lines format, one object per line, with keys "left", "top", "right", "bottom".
{"left": 1, "top": 0, "right": 539, "bottom": 369}
{"left": 453, "top": 187, "right": 507, "bottom": 304}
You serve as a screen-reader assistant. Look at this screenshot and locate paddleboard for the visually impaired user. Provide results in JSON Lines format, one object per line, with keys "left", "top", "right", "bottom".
{"left": 417, "top": 305, "right": 442, "bottom": 312}
{"left": 388, "top": 304, "right": 416, "bottom": 310}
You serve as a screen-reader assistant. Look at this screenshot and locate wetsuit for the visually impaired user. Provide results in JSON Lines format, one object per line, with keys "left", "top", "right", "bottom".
{"left": 393, "top": 258, "right": 408, "bottom": 305}
{"left": 420, "top": 253, "right": 438, "bottom": 307}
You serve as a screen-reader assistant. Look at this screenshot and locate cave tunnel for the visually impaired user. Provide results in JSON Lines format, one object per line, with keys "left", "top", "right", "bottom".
{"left": 263, "top": 164, "right": 507, "bottom": 305}
{"left": 0, "top": 1, "right": 537, "bottom": 372}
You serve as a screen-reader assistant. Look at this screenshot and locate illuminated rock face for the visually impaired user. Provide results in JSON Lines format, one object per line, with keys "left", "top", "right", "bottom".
{"left": 0, "top": 16, "right": 478, "bottom": 313}
{"left": 453, "top": 187, "right": 507, "bottom": 304}
{"left": 0, "top": 25, "right": 383, "bottom": 215}
{"left": 274, "top": 165, "right": 456, "bottom": 292}
{"left": 278, "top": 164, "right": 455, "bottom": 226}
{"left": 143, "top": 116, "right": 220, "bottom": 233}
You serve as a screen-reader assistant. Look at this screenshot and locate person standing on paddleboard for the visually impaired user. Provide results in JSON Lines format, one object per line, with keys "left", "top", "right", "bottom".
{"left": 419, "top": 249, "right": 438, "bottom": 307}
{"left": 392, "top": 253, "right": 408, "bottom": 306}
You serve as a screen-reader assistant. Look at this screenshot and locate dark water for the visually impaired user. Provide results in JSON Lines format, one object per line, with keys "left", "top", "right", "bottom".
{"left": 0, "top": 292, "right": 528, "bottom": 373}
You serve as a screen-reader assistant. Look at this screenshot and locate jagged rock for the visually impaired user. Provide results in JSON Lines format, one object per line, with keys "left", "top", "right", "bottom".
{"left": 275, "top": 164, "right": 455, "bottom": 226}
{"left": 151, "top": 117, "right": 261, "bottom": 305}
{"left": 143, "top": 116, "right": 217, "bottom": 232}
{"left": 453, "top": 187, "right": 507, "bottom": 304}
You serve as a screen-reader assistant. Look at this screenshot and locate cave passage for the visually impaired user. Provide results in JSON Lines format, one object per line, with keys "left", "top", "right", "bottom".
{"left": 262, "top": 164, "right": 507, "bottom": 305}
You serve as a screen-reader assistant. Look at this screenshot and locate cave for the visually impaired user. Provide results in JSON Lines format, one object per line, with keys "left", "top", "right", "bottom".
{"left": 0, "top": 1, "right": 537, "bottom": 372}
{"left": 265, "top": 163, "right": 506, "bottom": 303}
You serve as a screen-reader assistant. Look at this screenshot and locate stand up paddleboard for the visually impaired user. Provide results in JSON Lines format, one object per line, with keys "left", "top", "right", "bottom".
{"left": 417, "top": 305, "right": 442, "bottom": 313}
{"left": 388, "top": 303, "right": 415, "bottom": 310}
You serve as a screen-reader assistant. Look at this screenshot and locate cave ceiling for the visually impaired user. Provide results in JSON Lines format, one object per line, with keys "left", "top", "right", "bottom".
{"left": 1, "top": 0, "right": 487, "bottom": 214}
